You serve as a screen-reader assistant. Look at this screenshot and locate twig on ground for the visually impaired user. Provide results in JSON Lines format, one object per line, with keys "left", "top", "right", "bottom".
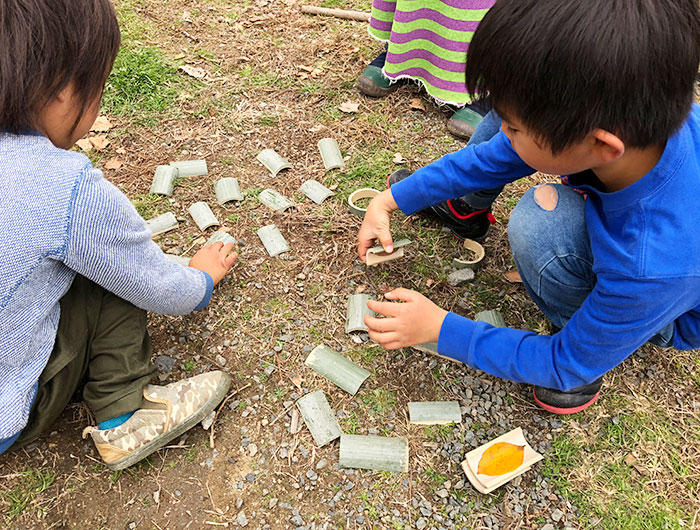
{"left": 300, "top": 5, "right": 370, "bottom": 22}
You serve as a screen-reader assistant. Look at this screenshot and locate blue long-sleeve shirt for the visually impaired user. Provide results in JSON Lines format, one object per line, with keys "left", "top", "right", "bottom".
{"left": 0, "top": 133, "right": 213, "bottom": 442}
{"left": 391, "top": 104, "right": 700, "bottom": 391}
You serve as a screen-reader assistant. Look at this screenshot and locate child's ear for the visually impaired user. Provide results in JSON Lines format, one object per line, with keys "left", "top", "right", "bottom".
{"left": 590, "top": 129, "right": 625, "bottom": 163}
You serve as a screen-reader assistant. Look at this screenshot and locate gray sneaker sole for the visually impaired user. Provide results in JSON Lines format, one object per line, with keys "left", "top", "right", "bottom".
{"left": 107, "top": 373, "right": 232, "bottom": 470}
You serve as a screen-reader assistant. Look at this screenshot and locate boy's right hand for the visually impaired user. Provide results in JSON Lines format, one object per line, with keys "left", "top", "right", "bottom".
{"left": 189, "top": 242, "right": 238, "bottom": 285}
{"left": 357, "top": 189, "right": 399, "bottom": 262}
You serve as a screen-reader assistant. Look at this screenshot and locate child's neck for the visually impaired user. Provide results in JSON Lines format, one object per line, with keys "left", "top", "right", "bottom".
{"left": 593, "top": 142, "right": 666, "bottom": 193}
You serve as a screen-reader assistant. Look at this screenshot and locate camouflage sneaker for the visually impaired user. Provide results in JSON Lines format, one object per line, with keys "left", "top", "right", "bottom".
{"left": 83, "top": 370, "right": 231, "bottom": 470}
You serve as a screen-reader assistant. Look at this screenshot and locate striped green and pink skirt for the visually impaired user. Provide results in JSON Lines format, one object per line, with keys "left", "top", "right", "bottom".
{"left": 369, "top": 0, "right": 495, "bottom": 106}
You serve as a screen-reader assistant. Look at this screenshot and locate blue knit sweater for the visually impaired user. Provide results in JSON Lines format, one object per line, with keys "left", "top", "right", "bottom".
{"left": 0, "top": 133, "right": 212, "bottom": 440}
{"left": 391, "top": 104, "right": 700, "bottom": 391}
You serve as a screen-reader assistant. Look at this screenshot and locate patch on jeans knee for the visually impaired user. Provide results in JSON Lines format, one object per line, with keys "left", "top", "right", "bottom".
{"left": 534, "top": 184, "right": 558, "bottom": 211}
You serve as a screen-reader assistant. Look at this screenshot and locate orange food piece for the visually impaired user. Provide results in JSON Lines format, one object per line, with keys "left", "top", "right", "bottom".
{"left": 477, "top": 442, "right": 525, "bottom": 476}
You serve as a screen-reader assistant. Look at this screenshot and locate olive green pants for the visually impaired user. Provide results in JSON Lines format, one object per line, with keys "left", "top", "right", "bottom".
{"left": 12, "top": 275, "right": 156, "bottom": 449}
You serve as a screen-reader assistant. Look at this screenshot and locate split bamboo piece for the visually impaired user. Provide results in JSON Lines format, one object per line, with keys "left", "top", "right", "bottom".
{"left": 408, "top": 401, "right": 462, "bottom": 425}
{"left": 145, "top": 212, "right": 178, "bottom": 236}
{"left": 317, "top": 138, "right": 345, "bottom": 171}
{"left": 304, "top": 344, "right": 370, "bottom": 395}
{"left": 345, "top": 294, "right": 374, "bottom": 333}
{"left": 452, "top": 238, "right": 485, "bottom": 270}
{"left": 165, "top": 254, "right": 190, "bottom": 266}
{"left": 461, "top": 427, "right": 543, "bottom": 494}
{"left": 300, "top": 179, "right": 335, "bottom": 204}
{"left": 475, "top": 310, "right": 506, "bottom": 327}
{"left": 256, "top": 149, "right": 291, "bottom": 176}
{"left": 296, "top": 390, "right": 342, "bottom": 447}
{"left": 257, "top": 224, "right": 290, "bottom": 257}
{"left": 413, "top": 342, "right": 458, "bottom": 363}
{"left": 339, "top": 434, "right": 408, "bottom": 472}
{"left": 347, "top": 188, "right": 379, "bottom": 217}
{"left": 366, "top": 238, "right": 412, "bottom": 266}
{"left": 258, "top": 189, "right": 294, "bottom": 212}
{"left": 170, "top": 160, "right": 208, "bottom": 176}
{"left": 150, "top": 165, "right": 178, "bottom": 196}
{"left": 214, "top": 178, "right": 243, "bottom": 204}
{"left": 188, "top": 202, "right": 219, "bottom": 231}
{"left": 206, "top": 231, "right": 237, "bottom": 246}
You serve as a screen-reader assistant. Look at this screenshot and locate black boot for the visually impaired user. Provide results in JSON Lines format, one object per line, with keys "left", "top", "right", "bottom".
{"left": 387, "top": 169, "right": 495, "bottom": 241}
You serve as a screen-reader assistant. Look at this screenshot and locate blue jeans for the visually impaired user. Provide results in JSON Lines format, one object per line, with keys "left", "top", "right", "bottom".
{"left": 507, "top": 183, "right": 675, "bottom": 347}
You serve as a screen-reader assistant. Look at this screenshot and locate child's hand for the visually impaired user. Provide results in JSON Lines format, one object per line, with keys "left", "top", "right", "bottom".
{"left": 357, "top": 189, "right": 399, "bottom": 262}
{"left": 189, "top": 242, "right": 238, "bottom": 285}
{"left": 364, "top": 288, "right": 448, "bottom": 349}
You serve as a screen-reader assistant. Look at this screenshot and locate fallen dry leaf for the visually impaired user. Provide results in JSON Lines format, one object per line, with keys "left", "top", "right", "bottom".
{"left": 90, "top": 116, "right": 112, "bottom": 132}
{"left": 179, "top": 64, "right": 207, "bottom": 79}
{"left": 104, "top": 157, "right": 123, "bottom": 170}
{"left": 477, "top": 442, "right": 525, "bottom": 476}
{"left": 426, "top": 279, "right": 434, "bottom": 288}
{"left": 89, "top": 135, "right": 109, "bottom": 151}
{"left": 355, "top": 284, "right": 367, "bottom": 294}
{"left": 393, "top": 152, "right": 407, "bottom": 164}
{"left": 338, "top": 100, "right": 360, "bottom": 114}
{"left": 290, "top": 375, "right": 303, "bottom": 391}
{"left": 116, "top": 147, "right": 126, "bottom": 155}
{"left": 75, "top": 138, "right": 93, "bottom": 152}
{"left": 410, "top": 98, "right": 426, "bottom": 112}
{"left": 504, "top": 270, "right": 522, "bottom": 283}
{"left": 624, "top": 454, "right": 638, "bottom": 466}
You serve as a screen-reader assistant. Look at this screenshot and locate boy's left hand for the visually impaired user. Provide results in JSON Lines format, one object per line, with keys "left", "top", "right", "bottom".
{"left": 365, "top": 288, "right": 448, "bottom": 349}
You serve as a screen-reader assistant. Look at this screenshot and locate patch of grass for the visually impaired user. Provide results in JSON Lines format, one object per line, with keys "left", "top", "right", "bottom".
{"left": 3, "top": 469, "right": 56, "bottom": 519}
{"left": 132, "top": 193, "right": 165, "bottom": 218}
{"left": 329, "top": 148, "right": 394, "bottom": 196}
{"left": 103, "top": 46, "right": 188, "bottom": 123}
{"left": 339, "top": 410, "right": 360, "bottom": 434}
{"left": 360, "top": 388, "right": 396, "bottom": 415}
{"left": 182, "top": 360, "right": 196, "bottom": 372}
{"left": 347, "top": 346, "right": 384, "bottom": 366}
{"left": 424, "top": 467, "right": 447, "bottom": 487}
{"left": 255, "top": 113, "right": 280, "bottom": 127}
{"left": 543, "top": 406, "right": 698, "bottom": 529}
{"left": 424, "top": 424, "right": 453, "bottom": 442}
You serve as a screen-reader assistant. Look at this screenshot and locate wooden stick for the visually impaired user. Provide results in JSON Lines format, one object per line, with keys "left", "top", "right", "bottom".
{"left": 301, "top": 5, "right": 370, "bottom": 22}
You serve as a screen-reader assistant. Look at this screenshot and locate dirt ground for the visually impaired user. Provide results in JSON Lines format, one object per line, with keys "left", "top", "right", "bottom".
{"left": 2, "top": 1, "right": 700, "bottom": 529}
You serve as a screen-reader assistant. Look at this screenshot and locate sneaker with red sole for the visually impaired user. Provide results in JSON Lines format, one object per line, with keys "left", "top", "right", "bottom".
{"left": 387, "top": 169, "right": 495, "bottom": 241}
{"left": 533, "top": 377, "right": 603, "bottom": 415}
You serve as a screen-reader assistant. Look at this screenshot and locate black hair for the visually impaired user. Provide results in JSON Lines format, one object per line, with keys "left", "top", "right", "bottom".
{"left": 466, "top": 0, "right": 700, "bottom": 153}
{"left": 0, "top": 0, "right": 121, "bottom": 134}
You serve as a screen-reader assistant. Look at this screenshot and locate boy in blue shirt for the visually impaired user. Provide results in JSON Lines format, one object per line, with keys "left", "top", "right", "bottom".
{"left": 358, "top": 0, "right": 700, "bottom": 413}
{"left": 0, "top": 0, "right": 237, "bottom": 469}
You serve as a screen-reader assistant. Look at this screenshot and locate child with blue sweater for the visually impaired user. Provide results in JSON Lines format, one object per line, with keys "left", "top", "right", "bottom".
{"left": 0, "top": 0, "right": 236, "bottom": 469}
{"left": 358, "top": 0, "right": 700, "bottom": 413}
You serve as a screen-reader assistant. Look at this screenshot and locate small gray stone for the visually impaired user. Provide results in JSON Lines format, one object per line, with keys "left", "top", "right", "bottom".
{"left": 215, "top": 354, "right": 227, "bottom": 366}
{"left": 236, "top": 498, "right": 243, "bottom": 509}
{"left": 245, "top": 473, "right": 256, "bottom": 482}
{"left": 154, "top": 355, "right": 176, "bottom": 374}
{"left": 416, "top": 517, "right": 428, "bottom": 530}
{"left": 447, "top": 268, "right": 475, "bottom": 287}
{"left": 290, "top": 515, "right": 305, "bottom": 526}
{"left": 280, "top": 333, "right": 295, "bottom": 342}
{"left": 551, "top": 509, "right": 565, "bottom": 522}
{"left": 236, "top": 511, "right": 248, "bottom": 527}
{"left": 316, "top": 458, "right": 328, "bottom": 470}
